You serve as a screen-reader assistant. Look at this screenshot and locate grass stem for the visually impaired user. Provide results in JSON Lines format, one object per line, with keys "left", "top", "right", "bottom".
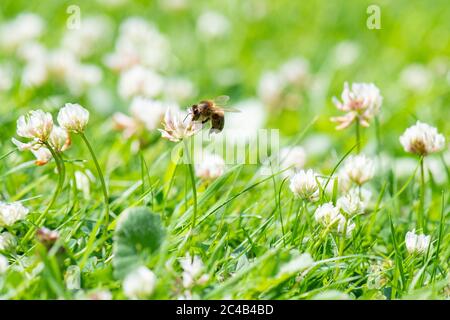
{"left": 183, "top": 139, "right": 198, "bottom": 253}
{"left": 78, "top": 132, "right": 110, "bottom": 269}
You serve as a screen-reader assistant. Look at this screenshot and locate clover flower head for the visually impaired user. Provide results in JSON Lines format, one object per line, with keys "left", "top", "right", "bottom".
{"left": 57, "top": 103, "right": 89, "bottom": 133}
{"left": 179, "top": 253, "right": 209, "bottom": 288}
{"left": 331, "top": 82, "right": 382, "bottom": 130}
{"left": 16, "top": 109, "right": 53, "bottom": 142}
{"left": 405, "top": 230, "right": 431, "bottom": 255}
{"left": 49, "top": 126, "right": 71, "bottom": 152}
{"left": 0, "top": 201, "right": 29, "bottom": 227}
{"left": 399, "top": 121, "right": 445, "bottom": 156}
{"left": 343, "top": 154, "right": 375, "bottom": 185}
{"left": 336, "top": 187, "right": 371, "bottom": 216}
{"left": 123, "top": 266, "right": 156, "bottom": 299}
{"left": 289, "top": 169, "right": 320, "bottom": 202}
{"left": 158, "top": 108, "right": 201, "bottom": 142}
{"left": 195, "top": 152, "right": 226, "bottom": 180}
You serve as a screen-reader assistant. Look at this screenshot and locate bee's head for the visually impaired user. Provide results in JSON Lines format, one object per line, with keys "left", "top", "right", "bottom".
{"left": 189, "top": 104, "right": 200, "bottom": 120}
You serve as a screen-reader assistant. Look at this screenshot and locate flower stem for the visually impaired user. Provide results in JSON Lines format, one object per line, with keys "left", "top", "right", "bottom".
{"left": 183, "top": 139, "right": 197, "bottom": 246}
{"left": 79, "top": 132, "right": 109, "bottom": 221}
{"left": 78, "top": 132, "right": 110, "bottom": 270}
{"left": 355, "top": 121, "right": 361, "bottom": 153}
{"left": 418, "top": 156, "right": 425, "bottom": 231}
{"left": 21, "top": 144, "right": 65, "bottom": 244}
{"left": 45, "top": 146, "right": 66, "bottom": 214}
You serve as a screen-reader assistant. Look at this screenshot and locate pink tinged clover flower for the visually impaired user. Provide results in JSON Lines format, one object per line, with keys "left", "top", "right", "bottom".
{"left": 158, "top": 108, "right": 201, "bottom": 142}
{"left": 16, "top": 109, "right": 53, "bottom": 142}
{"left": 331, "top": 82, "right": 382, "bottom": 130}
{"left": 48, "top": 126, "right": 71, "bottom": 152}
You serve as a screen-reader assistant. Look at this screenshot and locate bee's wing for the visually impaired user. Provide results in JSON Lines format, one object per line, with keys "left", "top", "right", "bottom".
{"left": 216, "top": 107, "right": 240, "bottom": 113}
{"left": 213, "top": 95, "right": 230, "bottom": 105}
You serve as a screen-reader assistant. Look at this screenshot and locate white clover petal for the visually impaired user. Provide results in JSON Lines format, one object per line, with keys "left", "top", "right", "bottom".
{"left": 400, "top": 121, "right": 445, "bottom": 156}
{"left": 123, "top": 266, "right": 156, "bottom": 299}
{"left": 57, "top": 103, "right": 89, "bottom": 133}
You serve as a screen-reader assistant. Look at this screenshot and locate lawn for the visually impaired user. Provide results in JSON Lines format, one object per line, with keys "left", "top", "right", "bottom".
{"left": 0, "top": 0, "right": 449, "bottom": 300}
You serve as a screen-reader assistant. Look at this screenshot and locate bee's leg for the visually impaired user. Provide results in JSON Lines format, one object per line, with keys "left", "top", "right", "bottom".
{"left": 209, "top": 128, "right": 221, "bottom": 136}
{"left": 202, "top": 118, "right": 210, "bottom": 124}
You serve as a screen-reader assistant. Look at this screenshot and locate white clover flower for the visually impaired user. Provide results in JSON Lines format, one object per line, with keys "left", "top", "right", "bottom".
{"left": 12, "top": 138, "right": 53, "bottom": 166}
{"left": 400, "top": 64, "right": 432, "bottom": 92}
{"left": 336, "top": 218, "right": 356, "bottom": 237}
{"left": 0, "top": 202, "right": 30, "bottom": 227}
{"left": 112, "top": 113, "right": 138, "bottom": 139}
{"left": 332, "top": 41, "right": 360, "bottom": 68}
{"left": 163, "top": 77, "right": 196, "bottom": 103}
{"left": 130, "top": 98, "right": 168, "bottom": 131}
{"left": 0, "top": 13, "right": 45, "bottom": 52}
{"left": 279, "top": 57, "right": 310, "bottom": 86}
{"left": 279, "top": 253, "right": 314, "bottom": 275}
{"left": 66, "top": 64, "right": 103, "bottom": 96}
{"left": 0, "top": 254, "right": 8, "bottom": 274}
{"left": 399, "top": 121, "right": 445, "bottom": 156}
{"left": 222, "top": 99, "right": 266, "bottom": 143}
{"left": 17, "top": 41, "right": 47, "bottom": 62}
{"left": 195, "top": 152, "right": 226, "bottom": 180}
{"left": 337, "top": 192, "right": 363, "bottom": 216}
{"left": 279, "top": 146, "right": 307, "bottom": 177}
{"left": 314, "top": 202, "right": 342, "bottom": 227}
{"left": 22, "top": 61, "right": 48, "bottom": 88}
{"left": 87, "top": 289, "right": 113, "bottom": 300}
{"left": 0, "top": 64, "right": 13, "bottom": 91}
{"left": 319, "top": 169, "right": 352, "bottom": 195}
{"left": 316, "top": 176, "right": 335, "bottom": 196}
{"left": 123, "top": 266, "right": 156, "bottom": 299}
{"left": 31, "top": 146, "right": 52, "bottom": 166}
{"left": 289, "top": 169, "right": 320, "bottom": 202}
{"left": 336, "top": 187, "right": 371, "bottom": 216}
{"left": 315, "top": 202, "right": 355, "bottom": 236}
{"left": 196, "top": 11, "right": 230, "bottom": 40}
{"left": 47, "top": 49, "right": 78, "bottom": 79}
{"left": 16, "top": 110, "right": 54, "bottom": 142}
{"left": 118, "top": 66, "right": 164, "bottom": 99}
{"left": 343, "top": 154, "right": 375, "bottom": 185}
{"left": 405, "top": 230, "right": 431, "bottom": 255}
{"left": 75, "top": 170, "right": 94, "bottom": 200}
{"left": 57, "top": 103, "right": 90, "bottom": 133}
{"left": 105, "top": 17, "right": 170, "bottom": 72}
{"left": 113, "top": 97, "right": 167, "bottom": 137}
{"left": 62, "top": 16, "right": 111, "bottom": 58}
{"left": 303, "top": 134, "right": 332, "bottom": 157}
{"left": 0, "top": 232, "right": 16, "bottom": 251}
{"left": 158, "top": 108, "right": 201, "bottom": 142}
{"left": 257, "top": 71, "right": 285, "bottom": 106}
{"left": 179, "top": 253, "right": 209, "bottom": 288}
{"left": 49, "top": 126, "right": 71, "bottom": 153}
{"left": 331, "top": 82, "right": 382, "bottom": 130}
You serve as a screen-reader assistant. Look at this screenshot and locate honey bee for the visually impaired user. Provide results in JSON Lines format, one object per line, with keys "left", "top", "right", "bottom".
{"left": 187, "top": 95, "right": 239, "bottom": 134}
